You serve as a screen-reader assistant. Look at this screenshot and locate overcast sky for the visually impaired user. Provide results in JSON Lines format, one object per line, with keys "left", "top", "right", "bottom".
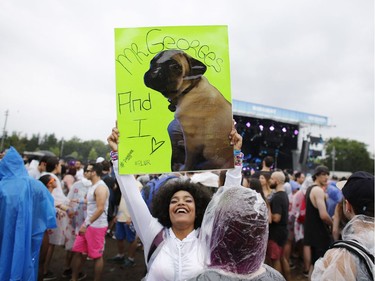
{"left": 0, "top": 0, "right": 374, "bottom": 155}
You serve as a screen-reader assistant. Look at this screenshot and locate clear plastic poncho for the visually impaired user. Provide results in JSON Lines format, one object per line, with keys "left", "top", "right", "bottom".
{"left": 199, "top": 186, "right": 269, "bottom": 275}
{"left": 312, "top": 215, "right": 374, "bottom": 280}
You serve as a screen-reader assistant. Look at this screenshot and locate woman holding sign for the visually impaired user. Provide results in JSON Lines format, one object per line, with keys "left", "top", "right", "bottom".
{"left": 107, "top": 124, "right": 242, "bottom": 281}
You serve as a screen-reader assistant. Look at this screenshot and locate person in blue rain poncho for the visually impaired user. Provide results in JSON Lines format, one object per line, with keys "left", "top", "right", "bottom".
{"left": 0, "top": 147, "right": 56, "bottom": 281}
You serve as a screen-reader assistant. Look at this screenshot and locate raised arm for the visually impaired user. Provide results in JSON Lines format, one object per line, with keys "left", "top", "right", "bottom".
{"left": 107, "top": 126, "right": 163, "bottom": 262}
{"left": 224, "top": 124, "right": 243, "bottom": 187}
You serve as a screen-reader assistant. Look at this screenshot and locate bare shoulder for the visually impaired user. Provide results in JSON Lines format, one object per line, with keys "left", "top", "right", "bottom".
{"left": 95, "top": 184, "right": 109, "bottom": 196}
{"left": 310, "top": 186, "right": 326, "bottom": 207}
{"left": 311, "top": 185, "right": 324, "bottom": 197}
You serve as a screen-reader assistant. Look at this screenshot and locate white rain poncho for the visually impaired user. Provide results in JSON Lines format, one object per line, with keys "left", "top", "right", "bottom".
{"left": 312, "top": 215, "right": 374, "bottom": 280}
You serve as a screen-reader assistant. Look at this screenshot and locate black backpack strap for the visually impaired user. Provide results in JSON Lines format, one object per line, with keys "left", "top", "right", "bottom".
{"left": 330, "top": 239, "right": 374, "bottom": 279}
{"left": 147, "top": 229, "right": 164, "bottom": 264}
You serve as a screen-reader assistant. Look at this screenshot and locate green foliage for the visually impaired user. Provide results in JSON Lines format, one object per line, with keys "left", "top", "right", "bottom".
{"left": 88, "top": 148, "right": 98, "bottom": 162}
{"left": 3, "top": 132, "right": 27, "bottom": 153}
{"left": 49, "top": 146, "right": 60, "bottom": 157}
{"left": 323, "top": 138, "right": 374, "bottom": 173}
{"left": 39, "top": 134, "right": 58, "bottom": 150}
{"left": 25, "top": 134, "right": 40, "bottom": 151}
{"left": 3, "top": 132, "right": 373, "bottom": 173}
{"left": 1, "top": 132, "right": 110, "bottom": 163}
{"left": 70, "top": 151, "right": 79, "bottom": 159}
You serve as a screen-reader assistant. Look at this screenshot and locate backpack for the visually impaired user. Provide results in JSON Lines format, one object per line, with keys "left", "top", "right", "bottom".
{"left": 297, "top": 195, "right": 306, "bottom": 223}
{"left": 141, "top": 175, "right": 178, "bottom": 209}
{"left": 330, "top": 239, "right": 374, "bottom": 280}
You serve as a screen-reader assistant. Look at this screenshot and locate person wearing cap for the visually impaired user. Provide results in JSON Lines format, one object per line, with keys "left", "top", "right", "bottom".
{"left": 96, "top": 156, "right": 105, "bottom": 163}
{"left": 303, "top": 165, "right": 333, "bottom": 278}
{"left": 292, "top": 175, "right": 314, "bottom": 277}
{"left": 312, "top": 171, "right": 374, "bottom": 280}
{"left": 190, "top": 171, "right": 220, "bottom": 194}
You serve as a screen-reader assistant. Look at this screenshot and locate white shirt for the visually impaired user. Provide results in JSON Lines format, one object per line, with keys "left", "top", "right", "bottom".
{"left": 86, "top": 179, "right": 109, "bottom": 228}
{"left": 148, "top": 229, "right": 204, "bottom": 281}
{"left": 41, "top": 172, "right": 67, "bottom": 206}
{"left": 75, "top": 168, "right": 84, "bottom": 181}
{"left": 27, "top": 160, "right": 41, "bottom": 179}
{"left": 114, "top": 160, "right": 242, "bottom": 281}
{"left": 117, "top": 197, "right": 131, "bottom": 222}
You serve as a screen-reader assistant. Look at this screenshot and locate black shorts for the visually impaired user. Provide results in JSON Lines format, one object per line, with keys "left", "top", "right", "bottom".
{"left": 311, "top": 246, "right": 328, "bottom": 264}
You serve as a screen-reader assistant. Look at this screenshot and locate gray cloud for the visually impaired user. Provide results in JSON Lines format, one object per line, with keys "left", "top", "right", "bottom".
{"left": 0, "top": 0, "right": 373, "bottom": 154}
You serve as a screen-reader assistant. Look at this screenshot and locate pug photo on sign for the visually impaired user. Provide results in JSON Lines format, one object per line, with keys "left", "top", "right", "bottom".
{"left": 144, "top": 49, "right": 234, "bottom": 171}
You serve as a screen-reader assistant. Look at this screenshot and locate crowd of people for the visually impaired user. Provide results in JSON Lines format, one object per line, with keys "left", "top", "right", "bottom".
{"left": 0, "top": 124, "right": 373, "bottom": 281}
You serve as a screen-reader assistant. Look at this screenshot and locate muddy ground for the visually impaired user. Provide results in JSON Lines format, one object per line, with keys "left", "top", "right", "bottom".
{"left": 49, "top": 236, "right": 308, "bottom": 281}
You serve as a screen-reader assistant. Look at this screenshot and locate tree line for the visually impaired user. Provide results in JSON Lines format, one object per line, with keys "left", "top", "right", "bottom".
{"left": 2, "top": 132, "right": 109, "bottom": 163}
{"left": 1, "top": 132, "right": 374, "bottom": 173}
{"left": 320, "top": 138, "right": 374, "bottom": 174}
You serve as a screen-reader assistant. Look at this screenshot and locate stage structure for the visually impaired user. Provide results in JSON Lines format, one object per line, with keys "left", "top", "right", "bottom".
{"left": 232, "top": 99, "right": 328, "bottom": 172}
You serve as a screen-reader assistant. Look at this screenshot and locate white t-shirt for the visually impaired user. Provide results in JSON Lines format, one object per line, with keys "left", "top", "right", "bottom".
{"left": 75, "top": 168, "right": 84, "bottom": 181}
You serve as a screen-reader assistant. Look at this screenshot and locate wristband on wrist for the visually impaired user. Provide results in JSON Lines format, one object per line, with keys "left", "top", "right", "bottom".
{"left": 234, "top": 150, "right": 244, "bottom": 166}
{"left": 110, "top": 150, "right": 118, "bottom": 161}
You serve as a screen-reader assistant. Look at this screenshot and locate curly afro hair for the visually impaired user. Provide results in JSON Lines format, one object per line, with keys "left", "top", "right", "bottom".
{"left": 151, "top": 179, "right": 213, "bottom": 229}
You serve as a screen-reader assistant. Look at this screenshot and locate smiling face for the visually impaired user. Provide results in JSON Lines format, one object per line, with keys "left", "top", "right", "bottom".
{"left": 169, "top": 190, "right": 196, "bottom": 230}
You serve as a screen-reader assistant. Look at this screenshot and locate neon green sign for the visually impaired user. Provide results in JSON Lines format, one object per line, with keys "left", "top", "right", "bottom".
{"left": 115, "top": 26, "right": 233, "bottom": 174}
